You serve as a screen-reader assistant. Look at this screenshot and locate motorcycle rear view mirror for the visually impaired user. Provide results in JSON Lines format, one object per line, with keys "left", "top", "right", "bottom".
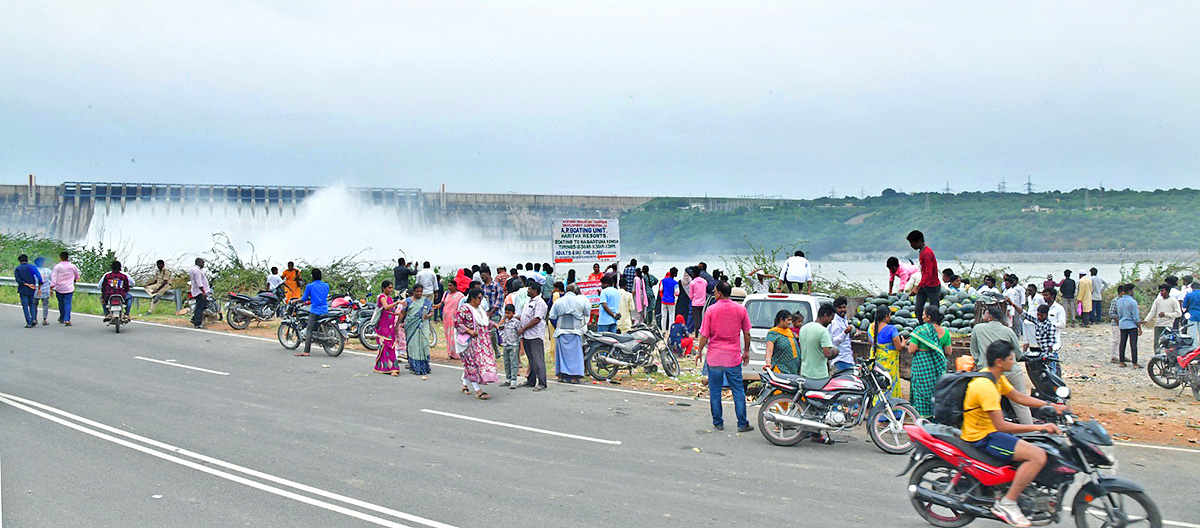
{"left": 1055, "top": 386, "right": 1071, "bottom": 400}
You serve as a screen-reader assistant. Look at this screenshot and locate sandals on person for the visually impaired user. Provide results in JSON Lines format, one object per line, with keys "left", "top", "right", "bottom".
{"left": 461, "top": 387, "right": 471, "bottom": 395}
{"left": 476, "top": 392, "right": 490, "bottom": 400}
{"left": 294, "top": 352, "right": 309, "bottom": 357}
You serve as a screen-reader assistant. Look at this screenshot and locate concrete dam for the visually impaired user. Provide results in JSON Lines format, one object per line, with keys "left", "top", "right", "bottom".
{"left": 0, "top": 180, "right": 653, "bottom": 262}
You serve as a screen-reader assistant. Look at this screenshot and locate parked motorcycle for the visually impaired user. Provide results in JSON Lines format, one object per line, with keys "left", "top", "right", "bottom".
{"left": 225, "top": 286, "right": 284, "bottom": 330}
{"left": 902, "top": 401, "right": 1162, "bottom": 528}
{"left": 584, "top": 323, "right": 679, "bottom": 380}
{"left": 328, "top": 295, "right": 381, "bottom": 350}
{"left": 757, "top": 357, "right": 919, "bottom": 454}
{"left": 183, "top": 291, "right": 222, "bottom": 323}
{"left": 1146, "top": 328, "right": 1200, "bottom": 401}
{"left": 1002, "top": 347, "right": 1070, "bottom": 422}
{"left": 105, "top": 294, "right": 129, "bottom": 333}
{"left": 276, "top": 301, "right": 346, "bottom": 356}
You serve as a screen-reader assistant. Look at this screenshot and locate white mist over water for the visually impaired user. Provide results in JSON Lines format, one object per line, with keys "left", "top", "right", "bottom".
{"left": 83, "top": 186, "right": 531, "bottom": 269}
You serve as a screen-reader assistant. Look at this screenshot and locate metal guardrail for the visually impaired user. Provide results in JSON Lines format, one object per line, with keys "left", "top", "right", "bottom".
{"left": 0, "top": 276, "right": 183, "bottom": 312}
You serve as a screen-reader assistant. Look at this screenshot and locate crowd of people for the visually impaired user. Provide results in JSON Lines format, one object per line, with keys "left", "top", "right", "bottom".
{"left": 10, "top": 233, "right": 1197, "bottom": 412}
{"left": 13, "top": 234, "right": 1196, "bottom": 528}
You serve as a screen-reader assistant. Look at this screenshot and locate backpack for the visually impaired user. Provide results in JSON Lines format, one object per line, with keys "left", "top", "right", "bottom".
{"left": 931, "top": 371, "right": 996, "bottom": 428}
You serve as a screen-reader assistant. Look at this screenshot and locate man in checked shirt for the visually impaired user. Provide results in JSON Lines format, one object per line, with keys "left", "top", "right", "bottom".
{"left": 1007, "top": 299, "right": 1064, "bottom": 377}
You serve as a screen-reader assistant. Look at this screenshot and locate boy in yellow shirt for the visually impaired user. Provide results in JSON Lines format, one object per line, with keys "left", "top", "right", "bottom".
{"left": 962, "top": 341, "right": 1066, "bottom": 527}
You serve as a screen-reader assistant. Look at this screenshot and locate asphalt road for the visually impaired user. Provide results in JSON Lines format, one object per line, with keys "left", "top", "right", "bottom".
{"left": 1, "top": 304, "right": 1198, "bottom": 528}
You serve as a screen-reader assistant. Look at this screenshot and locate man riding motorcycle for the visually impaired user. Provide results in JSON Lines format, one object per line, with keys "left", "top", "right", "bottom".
{"left": 965, "top": 340, "right": 1066, "bottom": 527}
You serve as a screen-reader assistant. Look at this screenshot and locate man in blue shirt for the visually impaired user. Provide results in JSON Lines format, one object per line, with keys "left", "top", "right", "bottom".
{"left": 14, "top": 254, "right": 44, "bottom": 328}
{"left": 1114, "top": 284, "right": 1143, "bottom": 367}
{"left": 298, "top": 268, "right": 331, "bottom": 356}
{"left": 597, "top": 275, "right": 621, "bottom": 333}
{"left": 1182, "top": 284, "right": 1200, "bottom": 338}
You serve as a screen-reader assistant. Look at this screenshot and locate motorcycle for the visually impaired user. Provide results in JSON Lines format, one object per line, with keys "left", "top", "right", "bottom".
{"left": 757, "top": 357, "right": 919, "bottom": 454}
{"left": 1146, "top": 327, "right": 1200, "bottom": 401}
{"left": 1003, "top": 347, "right": 1070, "bottom": 422}
{"left": 276, "top": 301, "right": 347, "bottom": 356}
{"left": 183, "top": 291, "right": 223, "bottom": 323}
{"left": 329, "top": 294, "right": 381, "bottom": 351}
{"left": 225, "top": 286, "right": 284, "bottom": 330}
{"left": 105, "top": 294, "right": 129, "bottom": 333}
{"left": 584, "top": 323, "right": 680, "bottom": 380}
{"left": 902, "top": 400, "right": 1162, "bottom": 528}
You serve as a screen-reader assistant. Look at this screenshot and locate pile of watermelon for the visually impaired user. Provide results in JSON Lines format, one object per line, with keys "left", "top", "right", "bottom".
{"left": 851, "top": 289, "right": 983, "bottom": 338}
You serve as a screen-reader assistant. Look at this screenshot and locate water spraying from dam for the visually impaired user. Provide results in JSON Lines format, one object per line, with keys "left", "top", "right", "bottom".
{"left": 82, "top": 186, "right": 531, "bottom": 268}
{"left": 0, "top": 181, "right": 653, "bottom": 270}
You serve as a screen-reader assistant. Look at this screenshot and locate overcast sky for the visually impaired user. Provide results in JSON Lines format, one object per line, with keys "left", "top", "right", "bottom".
{"left": 2, "top": 1, "right": 1197, "bottom": 198}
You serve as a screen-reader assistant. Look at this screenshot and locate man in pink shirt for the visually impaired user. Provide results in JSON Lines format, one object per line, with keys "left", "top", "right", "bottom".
{"left": 50, "top": 251, "right": 81, "bottom": 325}
{"left": 696, "top": 281, "right": 752, "bottom": 432}
{"left": 688, "top": 269, "right": 708, "bottom": 338}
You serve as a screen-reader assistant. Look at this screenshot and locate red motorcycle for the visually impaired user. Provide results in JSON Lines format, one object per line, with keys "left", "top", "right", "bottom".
{"left": 1146, "top": 328, "right": 1200, "bottom": 401}
{"left": 901, "top": 405, "right": 1161, "bottom": 527}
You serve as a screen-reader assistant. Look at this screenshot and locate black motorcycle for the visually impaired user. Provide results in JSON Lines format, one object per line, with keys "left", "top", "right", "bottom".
{"left": 277, "top": 301, "right": 346, "bottom": 356}
{"left": 225, "top": 286, "right": 284, "bottom": 330}
{"left": 584, "top": 324, "right": 679, "bottom": 380}
{"left": 757, "top": 357, "right": 919, "bottom": 454}
{"left": 1001, "top": 346, "right": 1069, "bottom": 422}
{"left": 1147, "top": 328, "right": 1200, "bottom": 401}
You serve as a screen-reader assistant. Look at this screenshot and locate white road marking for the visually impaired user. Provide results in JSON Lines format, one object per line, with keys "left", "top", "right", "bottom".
{"left": 0, "top": 392, "right": 457, "bottom": 528}
{"left": 420, "top": 409, "right": 622, "bottom": 445}
{"left": 1063, "top": 506, "right": 1200, "bottom": 528}
{"left": 1115, "top": 441, "right": 1200, "bottom": 454}
{"left": 134, "top": 356, "right": 230, "bottom": 376}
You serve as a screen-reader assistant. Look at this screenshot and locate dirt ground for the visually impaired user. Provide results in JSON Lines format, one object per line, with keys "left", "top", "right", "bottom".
{"left": 151, "top": 313, "right": 1200, "bottom": 446}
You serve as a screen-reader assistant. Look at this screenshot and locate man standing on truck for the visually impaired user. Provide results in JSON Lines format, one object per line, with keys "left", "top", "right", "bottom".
{"left": 908, "top": 230, "right": 940, "bottom": 320}
{"left": 781, "top": 251, "right": 812, "bottom": 294}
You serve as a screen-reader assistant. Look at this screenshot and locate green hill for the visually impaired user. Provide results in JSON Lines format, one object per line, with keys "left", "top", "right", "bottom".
{"left": 622, "top": 188, "right": 1198, "bottom": 257}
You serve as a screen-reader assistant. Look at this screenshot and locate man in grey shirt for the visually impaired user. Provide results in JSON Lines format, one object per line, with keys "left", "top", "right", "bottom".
{"left": 1088, "top": 268, "right": 1107, "bottom": 324}
{"left": 969, "top": 305, "right": 1032, "bottom": 424}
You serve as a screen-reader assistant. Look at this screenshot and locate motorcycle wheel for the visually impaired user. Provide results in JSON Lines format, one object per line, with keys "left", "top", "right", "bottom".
{"left": 359, "top": 322, "right": 381, "bottom": 351}
{"left": 278, "top": 323, "right": 301, "bottom": 350}
{"left": 660, "top": 349, "right": 680, "bottom": 378}
{"left": 227, "top": 306, "right": 250, "bottom": 330}
{"left": 322, "top": 322, "right": 345, "bottom": 357}
{"left": 757, "top": 392, "right": 806, "bottom": 446}
{"left": 1146, "top": 357, "right": 1181, "bottom": 389}
{"left": 1192, "top": 382, "right": 1200, "bottom": 402}
{"left": 868, "top": 402, "right": 918, "bottom": 454}
{"left": 908, "top": 458, "right": 976, "bottom": 528}
{"left": 114, "top": 317, "right": 121, "bottom": 334}
{"left": 585, "top": 345, "right": 620, "bottom": 381}
{"left": 1071, "top": 488, "right": 1162, "bottom": 528}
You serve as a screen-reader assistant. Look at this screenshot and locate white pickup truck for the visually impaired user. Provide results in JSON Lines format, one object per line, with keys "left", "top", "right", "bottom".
{"left": 741, "top": 292, "right": 834, "bottom": 382}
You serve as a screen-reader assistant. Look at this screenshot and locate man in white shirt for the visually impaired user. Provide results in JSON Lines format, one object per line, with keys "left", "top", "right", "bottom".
{"left": 267, "top": 266, "right": 285, "bottom": 292}
{"left": 780, "top": 250, "right": 812, "bottom": 294}
{"left": 1002, "top": 274, "right": 1025, "bottom": 336}
{"left": 1145, "top": 284, "right": 1182, "bottom": 351}
{"left": 415, "top": 262, "right": 437, "bottom": 303}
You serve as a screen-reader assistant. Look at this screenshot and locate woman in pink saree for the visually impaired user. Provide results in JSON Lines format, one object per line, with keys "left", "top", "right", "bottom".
{"left": 373, "top": 281, "right": 402, "bottom": 376}
{"left": 454, "top": 288, "right": 499, "bottom": 399}
{"left": 441, "top": 279, "right": 465, "bottom": 359}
